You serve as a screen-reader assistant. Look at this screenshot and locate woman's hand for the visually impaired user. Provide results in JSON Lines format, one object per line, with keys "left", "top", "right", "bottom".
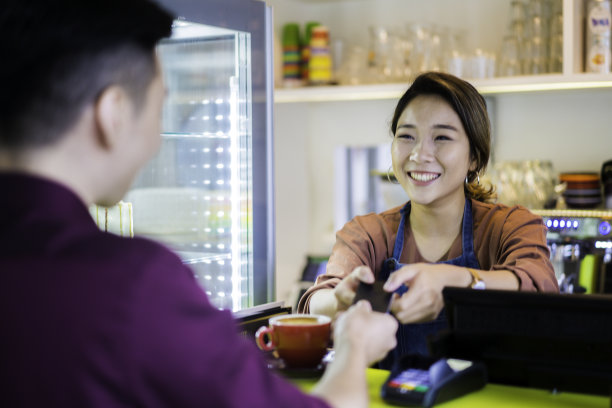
{"left": 383, "top": 263, "right": 470, "bottom": 324}
{"left": 332, "top": 266, "right": 376, "bottom": 313}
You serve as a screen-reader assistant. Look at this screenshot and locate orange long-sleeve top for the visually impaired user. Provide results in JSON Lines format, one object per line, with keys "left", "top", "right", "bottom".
{"left": 298, "top": 199, "right": 559, "bottom": 313}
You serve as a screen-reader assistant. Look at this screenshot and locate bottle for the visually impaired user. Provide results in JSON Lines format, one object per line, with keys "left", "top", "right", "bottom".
{"left": 602, "top": 159, "right": 612, "bottom": 209}
{"left": 585, "top": 0, "right": 612, "bottom": 73}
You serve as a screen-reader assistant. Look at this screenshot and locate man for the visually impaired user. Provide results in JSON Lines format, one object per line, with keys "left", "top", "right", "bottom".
{"left": 0, "top": 1, "right": 397, "bottom": 407}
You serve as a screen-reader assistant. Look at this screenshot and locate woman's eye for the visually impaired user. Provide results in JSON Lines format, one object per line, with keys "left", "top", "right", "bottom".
{"left": 396, "top": 133, "right": 415, "bottom": 140}
{"left": 435, "top": 134, "right": 451, "bottom": 141}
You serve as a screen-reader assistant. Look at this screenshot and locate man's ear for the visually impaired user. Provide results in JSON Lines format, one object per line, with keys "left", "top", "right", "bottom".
{"left": 94, "top": 85, "right": 130, "bottom": 150}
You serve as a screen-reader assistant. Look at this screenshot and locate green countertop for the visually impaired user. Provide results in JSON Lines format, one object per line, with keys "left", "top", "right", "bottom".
{"left": 291, "top": 368, "right": 611, "bottom": 407}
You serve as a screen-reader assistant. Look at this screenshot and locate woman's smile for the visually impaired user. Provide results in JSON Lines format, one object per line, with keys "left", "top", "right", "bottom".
{"left": 408, "top": 171, "right": 440, "bottom": 184}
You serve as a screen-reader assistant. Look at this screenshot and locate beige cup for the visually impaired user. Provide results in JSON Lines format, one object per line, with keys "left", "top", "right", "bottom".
{"left": 255, "top": 314, "right": 331, "bottom": 368}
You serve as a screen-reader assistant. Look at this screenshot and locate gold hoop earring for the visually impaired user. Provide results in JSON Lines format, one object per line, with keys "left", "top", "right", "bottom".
{"left": 465, "top": 172, "right": 480, "bottom": 185}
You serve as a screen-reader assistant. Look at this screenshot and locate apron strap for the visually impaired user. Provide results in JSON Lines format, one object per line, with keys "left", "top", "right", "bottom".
{"left": 461, "top": 198, "right": 475, "bottom": 256}
{"left": 392, "top": 202, "right": 411, "bottom": 261}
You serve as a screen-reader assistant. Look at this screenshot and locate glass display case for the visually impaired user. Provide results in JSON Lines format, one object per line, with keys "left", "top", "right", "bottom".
{"left": 124, "top": 0, "right": 274, "bottom": 311}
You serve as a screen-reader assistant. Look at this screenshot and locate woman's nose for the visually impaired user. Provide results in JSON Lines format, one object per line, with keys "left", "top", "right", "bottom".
{"left": 409, "top": 140, "right": 434, "bottom": 162}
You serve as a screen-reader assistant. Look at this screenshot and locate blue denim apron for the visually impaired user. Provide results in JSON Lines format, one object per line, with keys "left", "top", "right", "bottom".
{"left": 378, "top": 198, "right": 480, "bottom": 369}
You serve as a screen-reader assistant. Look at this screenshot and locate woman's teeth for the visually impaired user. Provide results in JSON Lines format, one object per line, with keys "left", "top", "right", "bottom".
{"left": 410, "top": 172, "right": 439, "bottom": 182}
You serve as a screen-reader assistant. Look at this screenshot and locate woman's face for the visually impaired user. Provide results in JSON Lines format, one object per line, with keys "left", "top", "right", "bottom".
{"left": 391, "top": 94, "right": 474, "bottom": 208}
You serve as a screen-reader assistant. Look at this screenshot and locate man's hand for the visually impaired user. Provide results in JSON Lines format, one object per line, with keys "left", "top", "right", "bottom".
{"left": 334, "top": 300, "right": 398, "bottom": 366}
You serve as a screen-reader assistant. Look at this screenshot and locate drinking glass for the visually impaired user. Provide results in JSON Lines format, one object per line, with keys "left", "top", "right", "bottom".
{"left": 499, "top": 35, "right": 522, "bottom": 76}
{"left": 549, "top": 10, "right": 563, "bottom": 72}
{"left": 407, "top": 22, "right": 432, "bottom": 73}
{"left": 337, "top": 46, "right": 370, "bottom": 85}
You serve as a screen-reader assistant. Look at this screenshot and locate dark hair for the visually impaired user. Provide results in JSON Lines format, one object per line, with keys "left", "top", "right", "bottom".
{"left": 390, "top": 72, "right": 495, "bottom": 203}
{"left": 0, "top": 0, "right": 174, "bottom": 150}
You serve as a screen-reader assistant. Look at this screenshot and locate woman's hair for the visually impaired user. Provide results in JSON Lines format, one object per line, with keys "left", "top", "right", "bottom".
{"left": 390, "top": 72, "right": 496, "bottom": 203}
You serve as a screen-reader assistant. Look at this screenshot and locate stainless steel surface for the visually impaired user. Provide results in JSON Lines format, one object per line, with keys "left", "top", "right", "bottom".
{"left": 533, "top": 208, "right": 612, "bottom": 293}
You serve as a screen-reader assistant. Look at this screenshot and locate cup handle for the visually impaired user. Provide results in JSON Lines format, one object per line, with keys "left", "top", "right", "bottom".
{"left": 255, "top": 326, "right": 276, "bottom": 351}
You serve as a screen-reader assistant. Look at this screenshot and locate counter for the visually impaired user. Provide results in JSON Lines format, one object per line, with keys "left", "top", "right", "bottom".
{"left": 291, "top": 368, "right": 610, "bottom": 407}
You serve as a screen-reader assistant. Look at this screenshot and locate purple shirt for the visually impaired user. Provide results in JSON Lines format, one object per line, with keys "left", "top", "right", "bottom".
{"left": 0, "top": 173, "right": 328, "bottom": 408}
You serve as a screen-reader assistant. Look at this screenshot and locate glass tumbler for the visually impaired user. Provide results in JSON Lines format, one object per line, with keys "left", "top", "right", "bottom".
{"left": 499, "top": 35, "right": 522, "bottom": 76}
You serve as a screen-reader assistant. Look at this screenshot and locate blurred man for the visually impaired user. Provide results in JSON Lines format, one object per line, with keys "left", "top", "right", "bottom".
{"left": 0, "top": 1, "right": 397, "bottom": 407}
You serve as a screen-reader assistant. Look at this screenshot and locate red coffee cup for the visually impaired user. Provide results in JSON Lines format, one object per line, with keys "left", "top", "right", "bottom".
{"left": 255, "top": 314, "right": 331, "bottom": 368}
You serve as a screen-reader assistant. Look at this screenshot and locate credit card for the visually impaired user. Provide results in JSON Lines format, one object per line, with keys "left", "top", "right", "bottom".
{"left": 353, "top": 281, "right": 393, "bottom": 313}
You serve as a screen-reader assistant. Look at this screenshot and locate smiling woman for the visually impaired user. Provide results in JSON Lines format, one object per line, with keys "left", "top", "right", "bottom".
{"left": 391, "top": 94, "right": 473, "bottom": 208}
{"left": 298, "top": 72, "right": 559, "bottom": 369}
{"left": 390, "top": 72, "right": 494, "bottom": 205}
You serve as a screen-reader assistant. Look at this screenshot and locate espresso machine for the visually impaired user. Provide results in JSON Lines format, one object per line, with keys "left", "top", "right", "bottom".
{"left": 533, "top": 209, "right": 612, "bottom": 294}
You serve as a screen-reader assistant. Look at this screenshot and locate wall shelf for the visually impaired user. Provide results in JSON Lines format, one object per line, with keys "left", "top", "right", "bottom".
{"left": 274, "top": 73, "right": 612, "bottom": 103}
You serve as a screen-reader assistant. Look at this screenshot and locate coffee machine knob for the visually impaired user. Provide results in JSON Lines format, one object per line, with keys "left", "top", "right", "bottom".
{"left": 599, "top": 220, "right": 611, "bottom": 236}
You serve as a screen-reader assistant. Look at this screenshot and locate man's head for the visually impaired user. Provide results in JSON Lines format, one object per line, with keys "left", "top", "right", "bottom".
{"left": 0, "top": 0, "right": 173, "bottom": 150}
{"left": 0, "top": 0, "right": 174, "bottom": 205}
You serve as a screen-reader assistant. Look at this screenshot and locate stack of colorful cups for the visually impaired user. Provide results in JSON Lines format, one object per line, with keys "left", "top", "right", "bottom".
{"left": 301, "top": 22, "right": 320, "bottom": 82}
{"left": 308, "top": 25, "right": 332, "bottom": 85}
{"left": 282, "top": 23, "right": 302, "bottom": 86}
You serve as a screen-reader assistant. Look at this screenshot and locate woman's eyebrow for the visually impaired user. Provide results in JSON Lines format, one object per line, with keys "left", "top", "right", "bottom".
{"left": 433, "top": 124, "right": 459, "bottom": 131}
{"left": 397, "top": 123, "right": 458, "bottom": 131}
{"left": 397, "top": 124, "right": 416, "bottom": 130}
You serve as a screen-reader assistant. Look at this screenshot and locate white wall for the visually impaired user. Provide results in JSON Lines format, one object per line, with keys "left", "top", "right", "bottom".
{"left": 494, "top": 90, "right": 612, "bottom": 171}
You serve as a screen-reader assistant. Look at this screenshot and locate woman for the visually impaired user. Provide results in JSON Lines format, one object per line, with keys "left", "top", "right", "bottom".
{"left": 297, "top": 71, "right": 558, "bottom": 367}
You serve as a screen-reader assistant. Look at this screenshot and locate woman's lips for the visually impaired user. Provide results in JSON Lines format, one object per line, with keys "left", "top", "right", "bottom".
{"left": 408, "top": 171, "right": 440, "bottom": 184}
